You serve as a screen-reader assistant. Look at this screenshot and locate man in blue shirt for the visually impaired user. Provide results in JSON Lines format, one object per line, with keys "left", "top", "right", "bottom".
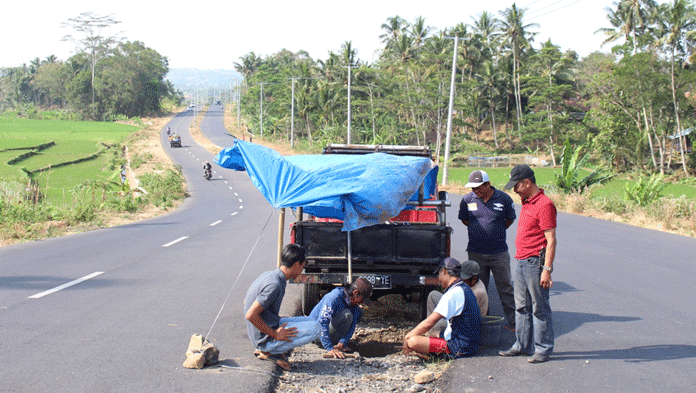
{"left": 310, "top": 278, "right": 373, "bottom": 358}
{"left": 458, "top": 170, "right": 517, "bottom": 330}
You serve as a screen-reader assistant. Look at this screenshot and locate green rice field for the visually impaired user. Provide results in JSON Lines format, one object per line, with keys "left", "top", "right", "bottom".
{"left": 0, "top": 117, "right": 137, "bottom": 205}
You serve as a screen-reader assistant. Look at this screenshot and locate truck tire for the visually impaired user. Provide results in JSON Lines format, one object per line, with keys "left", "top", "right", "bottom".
{"left": 302, "top": 284, "right": 320, "bottom": 316}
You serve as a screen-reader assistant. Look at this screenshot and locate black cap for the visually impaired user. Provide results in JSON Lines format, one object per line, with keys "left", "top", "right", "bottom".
{"left": 433, "top": 257, "right": 462, "bottom": 275}
{"left": 504, "top": 164, "right": 535, "bottom": 190}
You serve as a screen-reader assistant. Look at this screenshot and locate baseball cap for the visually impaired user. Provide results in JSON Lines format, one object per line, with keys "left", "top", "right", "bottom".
{"left": 352, "top": 278, "right": 373, "bottom": 306}
{"left": 460, "top": 260, "right": 480, "bottom": 280}
{"left": 465, "top": 170, "right": 490, "bottom": 188}
{"left": 504, "top": 164, "right": 535, "bottom": 190}
{"left": 433, "top": 257, "right": 462, "bottom": 275}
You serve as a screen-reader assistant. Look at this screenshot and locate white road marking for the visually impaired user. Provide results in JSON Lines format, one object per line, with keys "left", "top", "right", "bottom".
{"left": 234, "top": 193, "right": 238, "bottom": 196}
{"left": 231, "top": 212, "right": 238, "bottom": 216}
{"left": 229, "top": 186, "right": 233, "bottom": 190}
{"left": 162, "top": 236, "right": 189, "bottom": 247}
{"left": 224, "top": 181, "right": 228, "bottom": 184}
{"left": 28, "top": 272, "right": 104, "bottom": 299}
{"left": 210, "top": 220, "right": 222, "bottom": 226}
{"left": 239, "top": 206, "right": 244, "bottom": 209}
{"left": 238, "top": 199, "right": 243, "bottom": 203}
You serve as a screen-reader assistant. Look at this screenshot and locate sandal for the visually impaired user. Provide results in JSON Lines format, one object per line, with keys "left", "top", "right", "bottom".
{"left": 254, "top": 350, "right": 292, "bottom": 371}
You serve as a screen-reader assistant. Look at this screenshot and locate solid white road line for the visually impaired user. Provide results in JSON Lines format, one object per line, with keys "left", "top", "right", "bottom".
{"left": 162, "top": 236, "right": 189, "bottom": 247}
{"left": 210, "top": 220, "right": 222, "bottom": 226}
{"left": 28, "top": 272, "right": 104, "bottom": 299}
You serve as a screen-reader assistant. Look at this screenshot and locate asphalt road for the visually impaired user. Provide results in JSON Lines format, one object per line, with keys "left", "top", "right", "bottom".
{"left": 3, "top": 106, "right": 696, "bottom": 392}
{"left": 0, "top": 108, "right": 288, "bottom": 392}
{"left": 439, "top": 194, "right": 696, "bottom": 392}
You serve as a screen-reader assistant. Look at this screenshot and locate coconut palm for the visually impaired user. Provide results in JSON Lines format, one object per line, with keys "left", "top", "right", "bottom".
{"left": 654, "top": 0, "right": 696, "bottom": 175}
{"left": 499, "top": 3, "right": 538, "bottom": 135}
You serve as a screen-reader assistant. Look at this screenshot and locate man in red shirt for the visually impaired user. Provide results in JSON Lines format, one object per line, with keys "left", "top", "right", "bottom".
{"left": 499, "top": 165, "right": 557, "bottom": 363}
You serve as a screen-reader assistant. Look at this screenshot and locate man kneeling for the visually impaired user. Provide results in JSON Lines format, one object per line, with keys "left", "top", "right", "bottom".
{"left": 403, "top": 257, "right": 481, "bottom": 359}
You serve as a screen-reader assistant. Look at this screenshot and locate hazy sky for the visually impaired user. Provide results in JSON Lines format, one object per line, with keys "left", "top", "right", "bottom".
{"left": 2, "top": 0, "right": 616, "bottom": 70}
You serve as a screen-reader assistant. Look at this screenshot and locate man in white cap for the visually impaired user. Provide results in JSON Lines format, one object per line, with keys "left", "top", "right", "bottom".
{"left": 458, "top": 169, "right": 516, "bottom": 331}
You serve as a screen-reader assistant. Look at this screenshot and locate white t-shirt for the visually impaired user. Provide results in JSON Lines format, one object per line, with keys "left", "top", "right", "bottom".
{"left": 433, "top": 285, "right": 466, "bottom": 341}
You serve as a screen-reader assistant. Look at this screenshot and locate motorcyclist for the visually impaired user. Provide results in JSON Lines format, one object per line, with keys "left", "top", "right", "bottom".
{"left": 166, "top": 126, "right": 171, "bottom": 136}
{"left": 204, "top": 161, "right": 212, "bottom": 171}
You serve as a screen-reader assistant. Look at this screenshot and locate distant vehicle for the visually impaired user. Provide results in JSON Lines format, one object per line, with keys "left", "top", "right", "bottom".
{"left": 214, "top": 100, "right": 221, "bottom": 105}
{"left": 169, "top": 134, "right": 182, "bottom": 148}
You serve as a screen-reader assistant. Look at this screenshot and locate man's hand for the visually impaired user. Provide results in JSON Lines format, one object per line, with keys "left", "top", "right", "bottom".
{"left": 328, "top": 348, "right": 346, "bottom": 359}
{"left": 274, "top": 323, "right": 298, "bottom": 342}
{"left": 540, "top": 270, "right": 553, "bottom": 289}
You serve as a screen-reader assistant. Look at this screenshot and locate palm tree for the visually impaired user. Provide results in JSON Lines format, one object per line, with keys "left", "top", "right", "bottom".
{"left": 655, "top": 0, "right": 696, "bottom": 175}
{"left": 476, "top": 60, "right": 505, "bottom": 148}
{"left": 499, "top": 3, "right": 539, "bottom": 135}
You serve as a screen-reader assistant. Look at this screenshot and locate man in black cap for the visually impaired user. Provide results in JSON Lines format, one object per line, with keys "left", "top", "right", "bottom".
{"left": 499, "top": 164, "right": 557, "bottom": 363}
{"left": 458, "top": 169, "right": 516, "bottom": 330}
{"left": 403, "top": 257, "right": 480, "bottom": 359}
{"left": 310, "top": 278, "right": 373, "bottom": 359}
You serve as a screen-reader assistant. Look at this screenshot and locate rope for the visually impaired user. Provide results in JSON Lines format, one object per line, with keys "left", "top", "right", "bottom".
{"left": 205, "top": 209, "right": 275, "bottom": 340}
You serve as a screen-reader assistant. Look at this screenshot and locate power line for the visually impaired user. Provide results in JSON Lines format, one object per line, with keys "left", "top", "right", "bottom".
{"left": 527, "top": 0, "right": 585, "bottom": 21}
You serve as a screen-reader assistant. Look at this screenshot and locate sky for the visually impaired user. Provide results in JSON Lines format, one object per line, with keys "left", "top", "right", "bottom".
{"left": 1, "top": 0, "right": 617, "bottom": 71}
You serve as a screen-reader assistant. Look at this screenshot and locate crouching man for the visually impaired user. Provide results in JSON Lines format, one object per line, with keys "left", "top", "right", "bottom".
{"left": 403, "top": 257, "right": 481, "bottom": 359}
{"left": 310, "top": 278, "right": 373, "bottom": 358}
{"left": 244, "top": 244, "right": 321, "bottom": 370}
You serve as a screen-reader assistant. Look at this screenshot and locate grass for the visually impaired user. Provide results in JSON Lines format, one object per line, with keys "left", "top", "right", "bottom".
{"left": 441, "top": 166, "right": 696, "bottom": 200}
{"left": 0, "top": 117, "right": 135, "bottom": 206}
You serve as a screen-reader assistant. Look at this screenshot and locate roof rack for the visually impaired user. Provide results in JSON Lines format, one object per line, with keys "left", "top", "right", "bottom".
{"left": 322, "top": 144, "right": 432, "bottom": 159}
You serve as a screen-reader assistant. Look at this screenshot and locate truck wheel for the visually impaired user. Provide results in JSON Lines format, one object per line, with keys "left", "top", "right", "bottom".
{"left": 302, "top": 284, "right": 320, "bottom": 316}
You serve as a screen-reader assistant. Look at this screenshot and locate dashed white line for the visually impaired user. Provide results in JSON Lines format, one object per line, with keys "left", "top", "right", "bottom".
{"left": 234, "top": 193, "right": 238, "bottom": 196}
{"left": 28, "top": 272, "right": 104, "bottom": 299}
{"left": 238, "top": 199, "right": 243, "bottom": 203}
{"left": 239, "top": 206, "right": 244, "bottom": 209}
{"left": 162, "top": 236, "right": 189, "bottom": 247}
{"left": 231, "top": 212, "right": 238, "bottom": 216}
{"left": 210, "top": 220, "right": 222, "bottom": 226}
{"left": 224, "top": 181, "right": 228, "bottom": 184}
{"left": 229, "top": 186, "right": 233, "bottom": 190}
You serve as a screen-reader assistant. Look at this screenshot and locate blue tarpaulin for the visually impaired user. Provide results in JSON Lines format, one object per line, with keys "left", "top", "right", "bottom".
{"left": 214, "top": 141, "right": 437, "bottom": 231}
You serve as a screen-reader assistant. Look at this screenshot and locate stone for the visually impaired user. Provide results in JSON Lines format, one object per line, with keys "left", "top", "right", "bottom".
{"left": 187, "top": 334, "right": 205, "bottom": 352}
{"left": 202, "top": 342, "right": 220, "bottom": 365}
{"left": 183, "top": 351, "right": 205, "bottom": 369}
{"left": 413, "top": 369, "right": 435, "bottom": 384}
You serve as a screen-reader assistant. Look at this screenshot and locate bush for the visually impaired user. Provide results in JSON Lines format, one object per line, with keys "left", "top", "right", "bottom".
{"left": 624, "top": 173, "right": 665, "bottom": 207}
{"left": 139, "top": 167, "right": 187, "bottom": 208}
{"left": 555, "top": 139, "right": 615, "bottom": 194}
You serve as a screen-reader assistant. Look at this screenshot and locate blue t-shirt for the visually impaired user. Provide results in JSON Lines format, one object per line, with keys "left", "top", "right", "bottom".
{"left": 309, "top": 287, "right": 362, "bottom": 350}
{"left": 458, "top": 188, "right": 516, "bottom": 254}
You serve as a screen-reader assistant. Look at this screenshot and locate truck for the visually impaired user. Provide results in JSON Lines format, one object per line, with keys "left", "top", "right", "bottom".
{"left": 288, "top": 144, "right": 452, "bottom": 319}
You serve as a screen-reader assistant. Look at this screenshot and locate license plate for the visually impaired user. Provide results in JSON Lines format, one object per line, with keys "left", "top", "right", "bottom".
{"left": 357, "top": 275, "right": 391, "bottom": 289}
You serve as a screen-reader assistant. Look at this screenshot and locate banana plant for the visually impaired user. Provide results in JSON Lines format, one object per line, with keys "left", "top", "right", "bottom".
{"left": 555, "top": 139, "right": 615, "bottom": 193}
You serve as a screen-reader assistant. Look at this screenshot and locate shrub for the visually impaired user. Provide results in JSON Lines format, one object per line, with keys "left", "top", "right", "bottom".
{"left": 624, "top": 173, "right": 665, "bottom": 207}
{"left": 555, "top": 139, "right": 615, "bottom": 194}
{"left": 139, "top": 167, "right": 187, "bottom": 208}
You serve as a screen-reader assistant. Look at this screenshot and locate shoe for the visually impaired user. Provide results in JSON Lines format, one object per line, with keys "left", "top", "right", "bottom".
{"left": 527, "top": 353, "right": 550, "bottom": 363}
{"left": 499, "top": 348, "right": 523, "bottom": 357}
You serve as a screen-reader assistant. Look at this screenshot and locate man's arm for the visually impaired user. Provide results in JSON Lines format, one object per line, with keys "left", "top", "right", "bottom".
{"left": 245, "top": 300, "right": 297, "bottom": 342}
{"left": 540, "top": 228, "right": 556, "bottom": 289}
{"left": 404, "top": 312, "right": 443, "bottom": 342}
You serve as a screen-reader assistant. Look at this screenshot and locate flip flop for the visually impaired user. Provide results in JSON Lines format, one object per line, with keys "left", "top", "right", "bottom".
{"left": 254, "top": 350, "right": 292, "bottom": 371}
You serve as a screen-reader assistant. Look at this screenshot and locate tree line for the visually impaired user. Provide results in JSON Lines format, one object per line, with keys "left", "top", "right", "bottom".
{"left": 234, "top": 1, "right": 696, "bottom": 176}
{"left": 0, "top": 12, "right": 183, "bottom": 120}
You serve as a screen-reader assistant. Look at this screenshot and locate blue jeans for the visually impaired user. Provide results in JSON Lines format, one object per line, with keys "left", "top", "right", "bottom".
{"left": 259, "top": 316, "right": 321, "bottom": 355}
{"left": 512, "top": 257, "right": 554, "bottom": 356}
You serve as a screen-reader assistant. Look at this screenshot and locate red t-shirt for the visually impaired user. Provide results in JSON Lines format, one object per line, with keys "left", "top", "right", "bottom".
{"left": 515, "top": 189, "right": 557, "bottom": 259}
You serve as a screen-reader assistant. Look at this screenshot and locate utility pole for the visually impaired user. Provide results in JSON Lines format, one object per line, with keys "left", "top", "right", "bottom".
{"left": 236, "top": 80, "right": 241, "bottom": 132}
{"left": 442, "top": 35, "right": 459, "bottom": 186}
{"left": 260, "top": 82, "right": 265, "bottom": 138}
{"left": 291, "top": 78, "right": 296, "bottom": 148}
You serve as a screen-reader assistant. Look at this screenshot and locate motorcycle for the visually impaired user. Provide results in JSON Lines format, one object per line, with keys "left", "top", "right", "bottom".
{"left": 204, "top": 168, "right": 212, "bottom": 180}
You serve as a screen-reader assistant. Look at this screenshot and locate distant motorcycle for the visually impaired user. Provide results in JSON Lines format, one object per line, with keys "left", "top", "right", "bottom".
{"left": 204, "top": 168, "right": 212, "bottom": 180}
